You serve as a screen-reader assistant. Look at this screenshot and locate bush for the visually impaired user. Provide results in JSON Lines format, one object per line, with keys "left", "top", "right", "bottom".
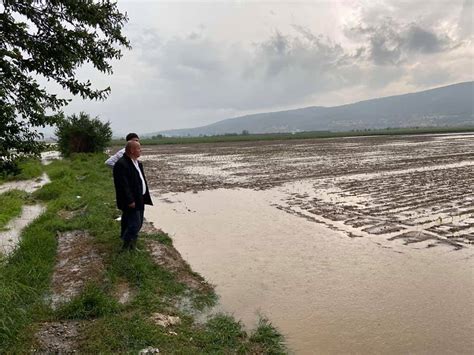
{"left": 56, "top": 112, "right": 112, "bottom": 157}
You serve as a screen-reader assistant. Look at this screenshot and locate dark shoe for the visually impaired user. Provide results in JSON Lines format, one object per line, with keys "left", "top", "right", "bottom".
{"left": 120, "top": 240, "right": 131, "bottom": 252}
{"left": 130, "top": 239, "right": 142, "bottom": 252}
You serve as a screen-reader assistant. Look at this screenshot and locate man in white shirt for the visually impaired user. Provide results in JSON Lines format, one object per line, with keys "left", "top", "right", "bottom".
{"left": 105, "top": 133, "right": 139, "bottom": 168}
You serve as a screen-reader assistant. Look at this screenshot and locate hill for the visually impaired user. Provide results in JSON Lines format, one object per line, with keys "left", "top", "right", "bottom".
{"left": 155, "top": 81, "right": 473, "bottom": 136}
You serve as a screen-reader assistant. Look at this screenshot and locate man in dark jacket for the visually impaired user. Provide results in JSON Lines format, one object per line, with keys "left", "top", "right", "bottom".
{"left": 113, "top": 140, "right": 153, "bottom": 250}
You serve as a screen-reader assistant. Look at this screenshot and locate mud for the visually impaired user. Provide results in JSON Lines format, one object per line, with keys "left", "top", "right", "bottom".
{"left": 142, "top": 133, "right": 474, "bottom": 249}
{"left": 49, "top": 230, "right": 105, "bottom": 309}
{"left": 33, "top": 231, "right": 106, "bottom": 352}
{"left": 32, "top": 321, "right": 86, "bottom": 353}
{"left": 114, "top": 281, "right": 135, "bottom": 305}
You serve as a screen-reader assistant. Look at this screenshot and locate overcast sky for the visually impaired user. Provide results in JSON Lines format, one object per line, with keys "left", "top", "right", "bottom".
{"left": 45, "top": 0, "right": 473, "bottom": 137}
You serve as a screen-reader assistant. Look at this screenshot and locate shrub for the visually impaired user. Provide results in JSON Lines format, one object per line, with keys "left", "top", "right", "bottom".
{"left": 56, "top": 112, "right": 112, "bottom": 157}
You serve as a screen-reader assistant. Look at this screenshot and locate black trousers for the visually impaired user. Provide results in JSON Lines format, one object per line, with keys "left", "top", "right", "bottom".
{"left": 120, "top": 208, "right": 144, "bottom": 243}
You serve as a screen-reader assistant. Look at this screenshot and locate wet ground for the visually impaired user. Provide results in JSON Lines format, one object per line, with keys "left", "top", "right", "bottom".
{"left": 141, "top": 133, "right": 474, "bottom": 354}
{"left": 0, "top": 204, "right": 45, "bottom": 256}
{"left": 0, "top": 151, "right": 62, "bottom": 256}
{"left": 142, "top": 133, "right": 474, "bottom": 249}
{"left": 0, "top": 173, "right": 50, "bottom": 195}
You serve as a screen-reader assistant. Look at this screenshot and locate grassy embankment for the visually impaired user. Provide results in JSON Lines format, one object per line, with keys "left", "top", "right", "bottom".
{"left": 115, "top": 126, "right": 474, "bottom": 146}
{"left": 0, "top": 154, "right": 286, "bottom": 353}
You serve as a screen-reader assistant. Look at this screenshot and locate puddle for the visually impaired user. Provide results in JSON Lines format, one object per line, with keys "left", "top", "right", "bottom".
{"left": 146, "top": 188, "right": 474, "bottom": 354}
{"left": 0, "top": 204, "right": 45, "bottom": 256}
{"left": 0, "top": 173, "right": 50, "bottom": 194}
{"left": 0, "top": 168, "right": 52, "bottom": 256}
{"left": 0, "top": 157, "right": 57, "bottom": 256}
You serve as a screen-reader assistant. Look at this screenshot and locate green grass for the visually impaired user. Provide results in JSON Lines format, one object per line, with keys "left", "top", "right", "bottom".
{"left": 0, "top": 153, "right": 287, "bottom": 353}
{"left": 117, "top": 125, "right": 474, "bottom": 146}
{"left": 0, "top": 158, "right": 43, "bottom": 183}
{"left": 0, "top": 190, "right": 28, "bottom": 230}
{"left": 0, "top": 209, "right": 62, "bottom": 350}
{"left": 250, "top": 318, "right": 287, "bottom": 354}
{"left": 56, "top": 283, "right": 120, "bottom": 320}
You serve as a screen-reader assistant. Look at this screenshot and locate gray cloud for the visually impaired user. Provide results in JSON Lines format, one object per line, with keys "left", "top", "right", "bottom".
{"left": 41, "top": 0, "right": 471, "bottom": 136}
{"left": 125, "top": 13, "right": 469, "bottom": 118}
{"left": 129, "top": 28, "right": 354, "bottom": 111}
{"left": 405, "top": 26, "right": 446, "bottom": 53}
{"left": 347, "top": 18, "right": 458, "bottom": 65}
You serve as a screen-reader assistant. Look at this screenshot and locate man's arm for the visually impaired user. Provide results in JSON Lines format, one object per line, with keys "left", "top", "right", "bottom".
{"left": 105, "top": 147, "right": 125, "bottom": 168}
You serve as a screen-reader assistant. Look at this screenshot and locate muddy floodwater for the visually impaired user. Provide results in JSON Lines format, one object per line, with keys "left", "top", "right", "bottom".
{"left": 142, "top": 133, "right": 474, "bottom": 354}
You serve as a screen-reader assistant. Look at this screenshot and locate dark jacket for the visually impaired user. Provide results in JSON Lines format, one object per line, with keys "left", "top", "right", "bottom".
{"left": 113, "top": 154, "right": 153, "bottom": 211}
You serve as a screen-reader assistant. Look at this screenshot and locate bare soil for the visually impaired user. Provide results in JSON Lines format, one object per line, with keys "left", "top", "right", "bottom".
{"left": 49, "top": 230, "right": 106, "bottom": 309}
{"left": 32, "top": 320, "right": 87, "bottom": 353}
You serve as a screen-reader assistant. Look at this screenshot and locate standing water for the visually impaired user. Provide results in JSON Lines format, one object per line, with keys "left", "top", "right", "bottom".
{"left": 146, "top": 187, "right": 473, "bottom": 354}
{"left": 143, "top": 134, "right": 474, "bottom": 354}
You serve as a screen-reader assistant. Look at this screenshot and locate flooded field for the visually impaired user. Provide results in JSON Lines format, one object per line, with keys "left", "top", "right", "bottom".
{"left": 143, "top": 133, "right": 474, "bottom": 354}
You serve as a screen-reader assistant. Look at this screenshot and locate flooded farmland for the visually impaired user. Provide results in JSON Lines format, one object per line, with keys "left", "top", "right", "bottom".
{"left": 143, "top": 133, "right": 474, "bottom": 354}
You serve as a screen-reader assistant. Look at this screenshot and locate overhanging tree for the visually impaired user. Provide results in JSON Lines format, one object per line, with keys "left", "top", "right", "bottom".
{"left": 0, "top": 0, "right": 130, "bottom": 171}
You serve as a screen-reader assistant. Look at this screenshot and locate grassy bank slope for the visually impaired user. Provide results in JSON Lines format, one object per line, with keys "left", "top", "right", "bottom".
{"left": 0, "top": 154, "right": 286, "bottom": 353}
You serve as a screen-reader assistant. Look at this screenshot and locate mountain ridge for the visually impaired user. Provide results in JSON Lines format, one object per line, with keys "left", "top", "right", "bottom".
{"left": 152, "top": 81, "right": 474, "bottom": 137}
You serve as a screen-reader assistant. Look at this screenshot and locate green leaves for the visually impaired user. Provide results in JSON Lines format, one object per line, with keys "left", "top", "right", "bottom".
{"left": 55, "top": 112, "right": 112, "bottom": 157}
{"left": 1, "top": 0, "right": 129, "bottom": 170}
